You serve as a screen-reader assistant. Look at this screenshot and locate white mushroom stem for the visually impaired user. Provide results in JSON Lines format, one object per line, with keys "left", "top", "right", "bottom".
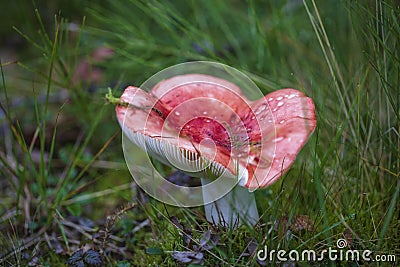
{"left": 201, "top": 177, "right": 259, "bottom": 228}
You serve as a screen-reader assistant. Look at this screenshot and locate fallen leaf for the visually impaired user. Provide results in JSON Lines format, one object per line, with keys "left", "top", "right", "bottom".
{"left": 171, "top": 251, "right": 203, "bottom": 264}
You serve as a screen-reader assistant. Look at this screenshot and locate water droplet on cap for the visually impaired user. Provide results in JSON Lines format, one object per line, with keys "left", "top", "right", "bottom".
{"left": 255, "top": 104, "right": 267, "bottom": 115}
{"left": 272, "top": 136, "right": 284, "bottom": 143}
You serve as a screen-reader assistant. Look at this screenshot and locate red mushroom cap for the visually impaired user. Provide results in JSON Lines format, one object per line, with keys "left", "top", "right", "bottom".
{"left": 117, "top": 74, "right": 316, "bottom": 190}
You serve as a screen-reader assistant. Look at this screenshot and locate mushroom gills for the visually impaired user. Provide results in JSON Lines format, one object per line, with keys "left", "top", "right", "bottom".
{"left": 125, "top": 129, "right": 228, "bottom": 178}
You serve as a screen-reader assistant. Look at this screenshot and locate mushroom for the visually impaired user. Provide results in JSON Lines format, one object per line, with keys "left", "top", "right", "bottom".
{"left": 113, "top": 69, "right": 316, "bottom": 228}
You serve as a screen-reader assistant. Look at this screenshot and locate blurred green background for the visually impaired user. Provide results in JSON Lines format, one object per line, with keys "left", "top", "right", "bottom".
{"left": 1, "top": 0, "right": 398, "bottom": 266}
